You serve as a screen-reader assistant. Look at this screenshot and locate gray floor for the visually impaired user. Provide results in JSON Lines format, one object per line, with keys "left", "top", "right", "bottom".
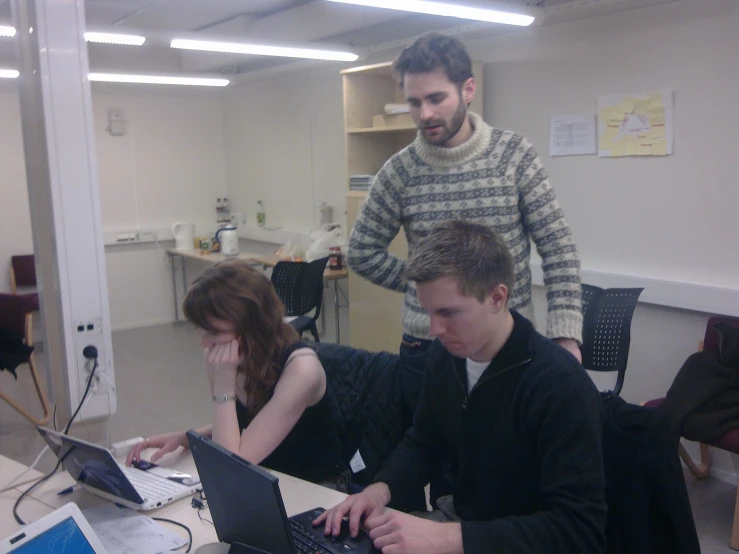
{"left": 1, "top": 322, "right": 738, "bottom": 551}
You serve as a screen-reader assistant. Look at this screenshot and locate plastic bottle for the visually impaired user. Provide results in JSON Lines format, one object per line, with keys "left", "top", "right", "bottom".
{"left": 256, "top": 200, "right": 266, "bottom": 227}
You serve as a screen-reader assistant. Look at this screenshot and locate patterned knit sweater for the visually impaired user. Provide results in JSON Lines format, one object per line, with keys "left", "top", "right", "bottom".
{"left": 347, "top": 112, "right": 583, "bottom": 343}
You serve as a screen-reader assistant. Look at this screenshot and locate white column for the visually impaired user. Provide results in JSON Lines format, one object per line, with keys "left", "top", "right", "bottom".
{"left": 12, "top": 0, "right": 116, "bottom": 422}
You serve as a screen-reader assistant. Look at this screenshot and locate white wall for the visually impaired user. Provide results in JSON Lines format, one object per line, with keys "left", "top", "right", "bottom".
{"left": 482, "top": 0, "right": 739, "bottom": 482}
{"left": 0, "top": 86, "right": 230, "bottom": 329}
{"left": 473, "top": 0, "right": 738, "bottom": 291}
{"left": 224, "top": 67, "right": 347, "bottom": 233}
{"left": 96, "top": 89, "right": 230, "bottom": 330}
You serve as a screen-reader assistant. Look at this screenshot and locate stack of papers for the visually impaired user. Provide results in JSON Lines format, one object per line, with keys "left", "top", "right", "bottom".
{"left": 384, "top": 103, "right": 410, "bottom": 114}
{"left": 349, "top": 175, "right": 374, "bottom": 191}
{"left": 83, "top": 504, "right": 188, "bottom": 554}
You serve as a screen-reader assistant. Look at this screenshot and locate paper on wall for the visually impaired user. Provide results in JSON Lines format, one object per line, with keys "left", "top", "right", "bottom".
{"left": 597, "top": 89, "right": 673, "bottom": 157}
{"left": 550, "top": 114, "right": 597, "bottom": 157}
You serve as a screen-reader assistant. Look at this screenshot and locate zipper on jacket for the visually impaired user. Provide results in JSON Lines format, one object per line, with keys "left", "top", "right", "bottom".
{"left": 458, "top": 357, "right": 532, "bottom": 411}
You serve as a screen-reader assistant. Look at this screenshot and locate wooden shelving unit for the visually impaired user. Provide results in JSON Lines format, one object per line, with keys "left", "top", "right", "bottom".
{"left": 341, "top": 60, "right": 483, "bottom": 352}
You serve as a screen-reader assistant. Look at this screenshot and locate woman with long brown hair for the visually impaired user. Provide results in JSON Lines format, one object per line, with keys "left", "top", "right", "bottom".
{"left": 126, "top": 259, "right": 347, "bottom": 489}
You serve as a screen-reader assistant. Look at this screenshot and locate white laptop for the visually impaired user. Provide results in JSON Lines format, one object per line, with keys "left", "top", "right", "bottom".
{"left": 37, "top": 427, "right": 198, "bottom": 511}
{"left": 0, "top": 502, "right": 107, "bottom": 553}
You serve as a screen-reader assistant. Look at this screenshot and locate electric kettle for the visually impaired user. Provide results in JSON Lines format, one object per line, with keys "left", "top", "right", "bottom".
{"left": 215, "top": 225, "right": 239, "bottom": 257}
{"left": 171, "top": 222, "right": 195, "bottom": 251}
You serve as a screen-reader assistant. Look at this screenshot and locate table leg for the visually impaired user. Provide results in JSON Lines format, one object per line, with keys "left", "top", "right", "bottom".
{"left": 334, "top": 280, "right": 340, "bottom": 345}
{"left": 181, "top": 256, "right": 188, "bottom": 317}
{"left": 170, "top": 253, "right": 179, "bottom": 323}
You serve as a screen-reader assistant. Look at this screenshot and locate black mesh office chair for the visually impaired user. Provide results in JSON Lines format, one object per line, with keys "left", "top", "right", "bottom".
{"left": 580, "top": 284, "right": 644, "bottom": 396}
{"left": 271, "top": 257, "right": 329, "bottom": 342}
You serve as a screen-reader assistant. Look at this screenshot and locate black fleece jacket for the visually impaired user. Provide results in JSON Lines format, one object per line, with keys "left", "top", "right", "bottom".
{"left": 373, "top": 312, "right": 606, "bottom": 553}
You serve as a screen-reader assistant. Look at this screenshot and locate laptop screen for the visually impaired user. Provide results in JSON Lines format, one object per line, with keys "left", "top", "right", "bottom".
{"left": 9, "top": 516, "right": 96, "bottom": 554}
{"left": 187, "top": 430, "right": 295, "bottom": 554}
{"left": 38, "top": 427, "right": 143, "bottom": 504}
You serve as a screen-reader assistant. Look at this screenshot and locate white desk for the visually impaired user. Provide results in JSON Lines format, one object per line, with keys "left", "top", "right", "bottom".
{"left": 3, "top": 448, "right": 348, "bottom": 550}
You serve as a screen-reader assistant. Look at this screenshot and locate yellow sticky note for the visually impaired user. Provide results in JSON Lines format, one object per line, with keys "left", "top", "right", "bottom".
{"left": 649, "top": 126, "right": 665, "bottom": 139}
{"left": 634, "top": 99, "right": 649, "bottom": 114}
{"left": 613, "top": 144, "right": 627, "bottom": 157}
{"left": 652, "top": 139, "right": 667, "bottom": 156}
{"left": 620, "top": 99, "right": 635, "bottom": 113}
{"left": 638, "top": 143, "right": 652, "bottom": 156}
{"left": 650, "top": 115, "right": 666, "bottom": 126}
{"left": 599, "top": 108, "right": 612, "bottom": 122}
{"left": 625, "top": 142, "right": 638, "bottom": 156}
{"left": 649, "top": 98, "right": 663, "bottom": 111}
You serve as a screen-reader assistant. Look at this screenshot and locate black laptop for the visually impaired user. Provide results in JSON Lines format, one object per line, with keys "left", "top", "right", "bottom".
{"left": 187, "top": 430, "right": 378, "bottom": 554}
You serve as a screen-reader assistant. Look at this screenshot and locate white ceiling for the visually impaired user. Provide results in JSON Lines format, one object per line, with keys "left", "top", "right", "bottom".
{"left": 0, "top": 0, "right": 678, "bottom": 80}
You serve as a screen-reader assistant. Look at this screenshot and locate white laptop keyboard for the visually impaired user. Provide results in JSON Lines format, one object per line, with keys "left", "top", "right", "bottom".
{"left": 121, "top": 466, "right": 189, "bottom": 499}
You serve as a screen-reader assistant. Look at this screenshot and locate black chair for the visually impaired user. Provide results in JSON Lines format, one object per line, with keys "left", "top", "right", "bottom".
{"left": 0, "top": 293, "right": 50, "bottom": 425}
{"left": 580, "top": 284, "right": 644, "bottom": 396}
{"left": 271, "top": 257, "right": 329, "bottom": 342}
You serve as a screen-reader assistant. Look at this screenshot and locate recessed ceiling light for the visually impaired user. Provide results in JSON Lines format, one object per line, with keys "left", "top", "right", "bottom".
{"left": 326, "top": 0, "right": 539, "bottom": 26}
{"left": 88, "top": 73, "right": 230, "bottom": 87}
{"left": 84, "top": 32, "right": 146, "bottom": 46}
{"left": 170, "top": 38, "right": 359, "bottom": 62}
{"left": 0, "top": 25, "right": 16, "bottom": 37}
{"left": 0, "top": 68, "right": 19, "bottom": 78}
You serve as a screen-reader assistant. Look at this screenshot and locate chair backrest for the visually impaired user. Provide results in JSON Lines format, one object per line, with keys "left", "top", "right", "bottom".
{"left": 271, "top": 257, "right": 329, "bottom": 318}
{"left": 580, "top": 284, "right": 644, "bottom": 396}
{"left": 0, "top": 293, "right": 34, "bottom": 340}
{"left": 11, "top": 255, "right": 37, "bottom": 290}
{"left": 703, "top": 316, "right": 739, "bottom": 353}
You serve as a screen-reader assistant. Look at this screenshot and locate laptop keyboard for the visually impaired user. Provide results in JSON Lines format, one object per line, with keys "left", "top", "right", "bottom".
{"left": 289, "top": 519, "right": 355, "bottom": 554}
{"left": 121, "top": 466, "right": 188, "bottom": 499}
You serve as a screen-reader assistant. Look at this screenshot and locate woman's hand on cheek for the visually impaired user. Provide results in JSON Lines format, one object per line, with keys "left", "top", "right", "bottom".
{"left": 206, "top": 340, "right": 241, "bottom": 390}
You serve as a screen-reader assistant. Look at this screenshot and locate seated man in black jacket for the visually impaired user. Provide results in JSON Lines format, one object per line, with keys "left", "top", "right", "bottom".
{"left": 315, "top": 221, "right": 606, "bottom": 554}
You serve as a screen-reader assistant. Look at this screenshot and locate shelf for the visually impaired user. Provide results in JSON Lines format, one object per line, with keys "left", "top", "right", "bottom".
{"left": 347, "top": 190, "right": 369, "bottom": 199}
{"left": 347, "top": 125, "right": 417, "bottom": 134}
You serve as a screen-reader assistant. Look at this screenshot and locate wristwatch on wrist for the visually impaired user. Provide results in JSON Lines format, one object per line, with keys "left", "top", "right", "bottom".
{"left": 212, "top": 393, "right": 236, "bottom": 403}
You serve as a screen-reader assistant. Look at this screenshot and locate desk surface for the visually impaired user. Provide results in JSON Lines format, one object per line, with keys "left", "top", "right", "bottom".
{"left": 2, "top": 449, "right": 348, "bottom": 550}
{"left": 166, "top": 248, "right": 265, "bottom": 264}
{"left": 168, "top": 249, "right": 349, "bottom": 280}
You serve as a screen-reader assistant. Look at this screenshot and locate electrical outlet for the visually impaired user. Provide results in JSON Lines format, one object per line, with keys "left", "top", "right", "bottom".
{"left": 71, "top": 319, "right": 117, "bottom": 421}
{"left": 138, "top": 229, "right": 155, "bottom": 242}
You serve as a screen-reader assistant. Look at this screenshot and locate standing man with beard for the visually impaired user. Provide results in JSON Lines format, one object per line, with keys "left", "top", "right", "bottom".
{"left": 347, "top": 33, "right": 584, "bottom": 428}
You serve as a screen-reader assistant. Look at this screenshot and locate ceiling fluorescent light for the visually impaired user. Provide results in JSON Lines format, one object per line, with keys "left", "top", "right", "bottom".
{"left": 88, "top": 73, "right": 229, "bottom": 87}
{"left": 326, "top": 0, "right": 538, "bottom": 26}
{"left": 85, "top": 32, "right": 146, "bottom": 46}
{"left": 0, "top": 25, "right": 16, "bottom": 37}
{"left": 170, "top": 38, "right": 359, "bottom": 62}
{"left": 0, "top": 68, "right": 19, "bottom": 79}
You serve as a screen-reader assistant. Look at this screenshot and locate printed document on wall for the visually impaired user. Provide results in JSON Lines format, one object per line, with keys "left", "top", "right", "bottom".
{"left": 550, "top": 114, "right": 597, "bottom": 156}
{"left": 598, "top": 89, "right": 673, "bottom": 157}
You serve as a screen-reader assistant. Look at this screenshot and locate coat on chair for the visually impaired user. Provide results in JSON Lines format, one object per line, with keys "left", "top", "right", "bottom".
{"left": 601, "top": 394, "right": 700, "bottom": 554}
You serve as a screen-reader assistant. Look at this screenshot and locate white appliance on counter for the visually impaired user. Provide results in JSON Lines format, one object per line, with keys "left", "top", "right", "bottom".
{"left": 215, "top": 225, "right": 239, "bottom": 257}
{"left": 171, "top": 222, "right": 195, "bottom": 251}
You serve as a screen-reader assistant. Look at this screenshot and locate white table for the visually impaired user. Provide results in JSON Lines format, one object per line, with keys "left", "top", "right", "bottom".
{"left": 2, "top": 448, "right": 349, "bottom": 551}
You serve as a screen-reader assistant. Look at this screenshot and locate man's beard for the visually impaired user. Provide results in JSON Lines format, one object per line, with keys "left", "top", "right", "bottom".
{"left": 420, "top": 95, "right": 468, "bottom": 147}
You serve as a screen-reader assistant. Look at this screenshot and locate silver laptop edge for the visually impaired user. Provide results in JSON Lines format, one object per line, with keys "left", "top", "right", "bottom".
{"left": 37, "top": 426, "right": 197, "bottom": 511}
